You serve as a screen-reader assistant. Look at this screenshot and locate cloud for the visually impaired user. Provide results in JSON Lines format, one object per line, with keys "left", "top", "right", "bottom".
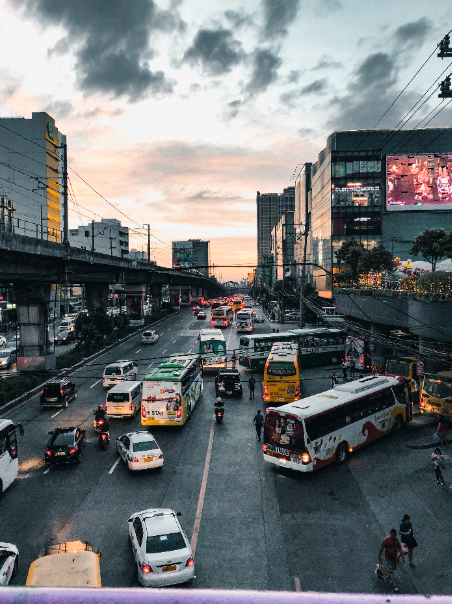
{"left": 311, "top": 57, "right": 342, "bottom": 71}
{"left": 287, "top": 70, "right": 301, "bottom": 83}
{"left": 183, "top": 29, "right": 245, "bottom": 75}
{"left": 394, "top": 17, "right": 432, "bottom": 48}
{"left": 280, "top": 78, "right": 327, "bottom": 106}
{"left": 224, "top": 9, "right": 255, "bottom": 29}
{"left": 245, "top": 48, "right": 282, "bottom": 95}
{"left": 315, "top": 0, "right": 342, "bottom": 13}
{"left": 44, "top": 100, "right": 73, "bottom": 119}
{"left": 12, "top": 0, "right": 178, "bottom": 101}
{"left": 226, "top": 99, "right": 243, "bottom": 119}
{"left": 261, "top": 0, "right": 301, "bottom": 38}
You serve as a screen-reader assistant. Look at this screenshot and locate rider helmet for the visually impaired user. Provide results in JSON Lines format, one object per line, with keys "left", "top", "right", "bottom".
{"left": 98, "top": 405, "right": 104, "bottom": 411}
{"left": 216, "top": 397, "right": 222, "bottom": 403}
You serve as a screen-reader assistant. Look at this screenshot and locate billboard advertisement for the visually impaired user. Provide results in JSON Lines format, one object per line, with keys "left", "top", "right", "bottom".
{"left": 387, "top": 154, "right": 452, "bottom": 210}
{"left": 172, "top": 243, "right": 193, "bottom": 268}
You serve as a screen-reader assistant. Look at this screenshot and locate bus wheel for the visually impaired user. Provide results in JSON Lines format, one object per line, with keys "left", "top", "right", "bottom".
{"left": 336, "top": 443, "right": 348, "bottom": 464}
{"left": 393, "top": 415, "right": 404, "bottom": 432}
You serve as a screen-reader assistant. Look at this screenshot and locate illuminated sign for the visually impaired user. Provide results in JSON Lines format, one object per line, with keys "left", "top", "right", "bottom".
{"left": 47, "top": 122, "right": 54, "bottom": 141}
{"left": 387, "top": 154, "right": 452, "bottom": 210}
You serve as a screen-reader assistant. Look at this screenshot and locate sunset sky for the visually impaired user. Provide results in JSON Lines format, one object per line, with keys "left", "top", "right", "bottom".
{"left": 1, "top": 0, "right": 451, "bottom": 280}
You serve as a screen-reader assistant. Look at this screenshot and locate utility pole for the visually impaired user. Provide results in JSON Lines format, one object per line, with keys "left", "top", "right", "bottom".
{"left": 91, "top": 220, "right": 95, "bottom": 254}
{"left": 299, "top": 223, "right": 308, "bottom": 329}
{"left": 143, "top": 224, "right": 150, "bottom": 261}
{"left": 62, "top": 142, "right": 69, "bottom": 245}
{"left": 109, "top": 229, "right": 115, "bottom": 256}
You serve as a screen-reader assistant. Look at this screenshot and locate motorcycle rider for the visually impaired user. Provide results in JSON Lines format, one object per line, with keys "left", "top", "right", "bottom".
{"left": 214, "top": 396, "right": 224, "bottom": 417}
{"left": 94, "top": 405, "right": 110, "bottom": 431}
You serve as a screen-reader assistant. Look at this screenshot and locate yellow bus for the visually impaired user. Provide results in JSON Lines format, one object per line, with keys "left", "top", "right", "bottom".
{"left": 26, "top": 541, "right": 101, "bottom": 588}
{"left": 232, "top": 299, "right": 242, "bottom": 313}
{"left": 420, "top": 370, "right": 452, "bottom": 418}
{"left": 263, "top": 343, "right": 300, "bottom": 406}
{"left": 141, "top": 355, "right": 203, "bottom": 426}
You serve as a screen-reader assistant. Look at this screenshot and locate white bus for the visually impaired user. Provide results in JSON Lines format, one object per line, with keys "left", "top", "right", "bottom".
{"left": 199, "top": 329, "right": 227, "bottom": 369}
{"left": 211, "top": 305, "right": 233, "bottom": 328}
{"left": 235, "top": 310, "right": 254, "bottom": 333}
{"left": 263, "top": 374, "right": 410, "bottom": 472}
{"left": 242, "top": 296, "right": 252, "bottom": 308}
{"left": 0, "top": 420, "right": 24, "bottom": 494}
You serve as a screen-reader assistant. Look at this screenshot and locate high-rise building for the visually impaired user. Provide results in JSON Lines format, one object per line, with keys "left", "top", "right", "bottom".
{"left": 271, "top": 211, "right": 296, "bottom": 282}
{"left": 256, "top": 186, "right": 295, "bottom": 284}
{"left": 294, "top": 128, "right": 452, "bottom": 297}
{"left": 69, "top": 218, "right": 129, "bottom": 257}
{"left": 172, "top": 239, "right": 210, "bottom": 276}
{"left": 0, "top": 112, "right": 65, "bottom": 241}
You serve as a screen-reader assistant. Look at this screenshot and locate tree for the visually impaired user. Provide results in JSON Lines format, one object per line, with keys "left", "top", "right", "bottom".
{"left": 335, "top": 237, "right": 365, "bottom": 276}
{"left": 410, "top": 228, "right": 448, "bottom": 271}
{"left": 357, "top": 243, "right": 394, "bottom": 275}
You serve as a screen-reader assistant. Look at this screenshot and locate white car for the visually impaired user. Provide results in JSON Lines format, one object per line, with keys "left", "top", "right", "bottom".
{"left": 142, "top": 330, "right": 159, "bottom": 345}
{"left": 117, "top": 431, "right": 164, "bottom": 471}
{"left": 0, "top": 543, "right": 19, "bottom": 586}
{"left": 128, "top": 509, "right": 195, "bottom": 587}
{"left": 0, "top": 336, "right": 6, "bottom": 347}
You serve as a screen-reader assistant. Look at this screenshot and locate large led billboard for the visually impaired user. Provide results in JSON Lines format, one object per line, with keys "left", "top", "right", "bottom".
{"left": 387, "top": 154, "right": 452, "bottom": 210}
{"left": 172, "top": 242, "right": 193, "bottom": 269}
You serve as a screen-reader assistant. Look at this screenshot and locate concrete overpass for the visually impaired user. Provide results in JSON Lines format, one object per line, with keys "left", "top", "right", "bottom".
{"left": 0, "top": 231, "right": 225, "bottom": 370}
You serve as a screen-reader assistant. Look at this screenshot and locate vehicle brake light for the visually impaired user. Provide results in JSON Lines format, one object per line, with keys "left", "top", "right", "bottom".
{"left": 142, "top": 563, "right": 153, "bottom": 573}
{"left": 301, "top": 452, "right": 312, "bottom": 464}
{"left": 141, "top": 405, "right": 146, "bottom": 418}
{"left": 177, "top": 407, "right": 182, "bottom": 418}
{"left": 159, "top": 454, "right": 164, "bottom": 459}
{"left": 264, "top": 386, "right": 268, "bottom": 395}
{"left": 98, "top": 419, "right": 104, "bottom": 425}
{"left": 130, "top": 457, "right": 139, "bottom": 463}
{"left": 263, "top": 444, "right": 267, "bottom": 452}
{"left": 360, "top": 356, "right": 364, "bottom": 364}
{"left": 45, "top": 449, "right": 52, "bottom": 456}
{"left": 129, "top": 402, "right": 133, "bottom": 410}
{"left": 60, "top": 388, "right": 64, "bottom": 394}
{"left": 238, "top": 383, "right": 241, "bottom": 387}
{"left": 344, "top": 354, "right": 348, "bottom": 360}
{"left": 185, "top": 557, "right": 194, "bottom": 567}
{"left": 295, "top": 387, "right": 299, "bottom": 396}
{"left": 69, "top": 447, "right": 78, "bottom": 455}
{"left": 41, "top": 389, "right": 44, "bottom": 394}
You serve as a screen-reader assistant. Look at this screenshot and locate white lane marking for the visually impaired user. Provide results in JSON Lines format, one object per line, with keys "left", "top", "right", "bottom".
{"left": 43, "top": 466, "right": 52, "bottom": 475}
{"left": 295, "top": 578, "right": 301, "bottom": 592}
{"left": 188, "top": 349, "right": 192, "bottom": 353}
{"left": 51, "top": 409, "right": 63, "bottom": 418}
{"left": 162, "top": 349, "right": 167, "bottom": 354}
{"left": 172, "top": 340, "right": 176, "bottom": 344}
{"left": 109, "top": 457, "right": 121, "bottom": 475}
{"left": 90, "top": 380, "right": 101, "bottom": 388}
{"left": 136, "top": 349, "right": 142, "bottom": 353}
{"left": 191, "top": 418, "right": 215, "bottom": 555}
{"left": 148, "top": 362, "right": 154, "bottom": 368}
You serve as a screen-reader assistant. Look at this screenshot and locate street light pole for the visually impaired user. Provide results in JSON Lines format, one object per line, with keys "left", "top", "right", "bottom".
{"left": 143, "top": 224, "right": 151, "bottom": 261}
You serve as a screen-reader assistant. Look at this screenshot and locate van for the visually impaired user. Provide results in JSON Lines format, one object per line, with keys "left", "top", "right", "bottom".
{"left": 103, "top": 359, "right": 138, "bottom": 388}
{"left": 106, "top": 381, "right": 142, "bottom": 417}
{"left": 58, "top": 318, "right": 75, "bottom": 332}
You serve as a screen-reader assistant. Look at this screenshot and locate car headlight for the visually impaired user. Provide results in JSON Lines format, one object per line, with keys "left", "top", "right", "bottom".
{"left": 0, "top": 359, "right": 7, "bottom": 365}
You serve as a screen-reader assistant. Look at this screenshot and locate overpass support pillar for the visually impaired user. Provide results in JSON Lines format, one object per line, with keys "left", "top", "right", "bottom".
{"left": 85, "top": 283, "right": 109, "bottom": 315}
{"left": 16, "top": 284, "right": 55, "bottom": 371}
{"left": 370, "top": 322, "right": 386, "bottom": 371}
{"left": 149, "top": 285, "right": 162, "bottom": 313}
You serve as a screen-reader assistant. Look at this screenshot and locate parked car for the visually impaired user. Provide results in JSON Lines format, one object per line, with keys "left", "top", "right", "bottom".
{"left": 54, "top": 330, "right": 76, "bottom": 345}
{"left": 197, "top": 311, "right": 207, "bottom": 320}
{"left": 40, "top": 379, "right": 77, "bottom": 408}
{"left": 128, "top": 508, "right": 195, "bottom": 587}
{"left": 142, "top": 330, "right": 159, "bottom": 344}
{"left": 45, "top": 426, "right": 86, "bottom": 465}
{"left": 0, "top": 347, "right": 17, "bottom": 369}
{"left": 215, "top": 368, "right": 242, "bottom": 398}
{"left": 0, "top": 543, "right": 19, "bottom": 586}
{"left": 117, "top": 431, "right": 164, "bottom": 472}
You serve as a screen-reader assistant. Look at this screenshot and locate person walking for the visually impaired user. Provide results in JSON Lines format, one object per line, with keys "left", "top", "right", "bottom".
{"left": 399, "top": 514, "right": 417, "bottom": 568}
{"left": 253, "top": 410, "right": 264, "bottom": 441}
{"left": 432, "top": 447, "right": 446, "bottom": 487}
{"left": 249, "top": 375, "right": 256, "bottom": 400}
{"left": 434, "top": 418, "right": 448, "bottom": 448}
{"left": 341, "top": 360, "right": 348, "bottom": 381}
{"left": 331, "top": 372, "right": 338, "bottom": 389}
{"left": 231, "top": 351, "right": 237, "bottom": 369}
{"left": 349, "top": 358, "right": 356, "bottom": 379}
{"left": 378, "top": 529, "right": 403, "bottom": 592}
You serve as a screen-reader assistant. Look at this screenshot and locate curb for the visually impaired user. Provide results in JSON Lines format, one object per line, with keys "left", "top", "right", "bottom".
{"left": 0, "top": 309, "right": 184, "bottom": 417}
{"left": 406, "top": 438, "right": 452, "bottom": 450}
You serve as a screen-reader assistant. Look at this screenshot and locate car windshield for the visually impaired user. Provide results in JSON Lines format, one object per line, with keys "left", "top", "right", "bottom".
{"left": 146, "top": 532, "right": 186, "bottom": 554}
{"left": 267, "top": 361, "right": 297, "bottom": 376}
{"left": 424, "top": 378, "right": 452, "bottom": 400}
{"left": 51, "top": 432, "right": 75, "bottom": 447}
{"left": 133, "top": 441, "right": 159, "bottom": 452}
{"left": 143, "top": 332, "right": 153, "bottom": 337}
{"left": 0, "top": 350, "right": 12, "bottom": 358}
{"left": 105, "top": 366, "right": 122, "bottom": 376}
{"left": 107, "top": 393, "right": 129, "bottom": 403}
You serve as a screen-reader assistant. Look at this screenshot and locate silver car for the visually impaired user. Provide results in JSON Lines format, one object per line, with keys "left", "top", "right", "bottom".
{"left": 128, "top": 509, "right": 195, "bottom": 587}
{"left": 0, "top": 348, "right": 16, "bottom": 369}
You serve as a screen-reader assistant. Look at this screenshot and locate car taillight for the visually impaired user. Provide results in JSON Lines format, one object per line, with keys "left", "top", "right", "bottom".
{"left": 211, "top": 321, "right": 214, "bottom": 326}
{"left": 344, "top": 354, "right": 348, "bottom": 360}
{"left": 41, "top": 389, "right": 44, "bottom": 394}
{"left": 295, "top": 386, "right": 299, "bottom": 396}
{"left": 141, "top": 405, "right": 146, "bottom": 418}
{"left": 264, "top": 386, "right": 268, "bottom": 395}
{"left": 301, "top": 452, "right": 312, "bottom": 464}
{"left": 141, "top": 563, "right": 153, "bottom": 573}
{"left": 185, "top": 557, "right": 194, "bottom": 567}
{"left": 130, "top": 457, "right": 139, "bottom": 463}
{"left": 263, "top": 444, "right": 267, "bottom": 452}
{"left": 46, "top": 449, "right": 52, "bottom": 456}
{"left": 159, "top": 454, "right": 164, "bottom": 459}
{"left": 177, "top": 407, "right": 182, "bottom": 418}
{"left": 69, "top": 447, "right": 78, "bottom": 455}
{"left": 129, "top": 402, "right": 133, "bottom": 410}
{"left": 218, "top": 382, "right": 222, "bottom": 387}
{"left": 224, "top": 321, "right": 227, "bottom": 326}
{"left": 360, "top": 356, "right": 364, "bottom": 364}
{"left": 237, "top": 383, "right": 241, "bottom": 387}
{"left": 60, "top": 388, "right": 64, "bottom": 394}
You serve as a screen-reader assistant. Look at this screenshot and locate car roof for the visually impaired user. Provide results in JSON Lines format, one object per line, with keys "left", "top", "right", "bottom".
{"left": 0, "top": 347, "right": 15, "bottom": 353}
{"left": 140, "top": 510, "right": 180, "bottom": 537}
{"left": 126, "top": 431, "right": 157, "bottom": 443}
{"left": 218, "top": 368, "right": 239, "bottom": 375}
{"left": 45, "top": 378, "right": 72, "bottom": 386}
{"left": 52, "top": 426, "right": 79, "bottom": 434}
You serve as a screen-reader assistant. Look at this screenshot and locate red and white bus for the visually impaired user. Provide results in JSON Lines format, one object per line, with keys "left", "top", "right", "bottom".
{"left": 211, "top": 305, "right": 233, "bottom": 328}
{"left": 263, "top": 374, "right": 409, "bottom": 472}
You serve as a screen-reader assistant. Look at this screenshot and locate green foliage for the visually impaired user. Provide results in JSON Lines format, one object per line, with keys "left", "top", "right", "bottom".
{"left": 0, "top": 373, "right": 48, "bottom": 410}
{"left": 335, "top": 237, "right": 365, "bottom": 275}
{"left": 358, "top": 243, "right": 394, "bottom": 274}
{"left": 335, "top": 267, "right": 360, "bottom": 286}
{"left": 410, "top": 228, "right": 449, "bottom": 271}
{"left": 415, "top": 271, "right": 452, "bottom": 294}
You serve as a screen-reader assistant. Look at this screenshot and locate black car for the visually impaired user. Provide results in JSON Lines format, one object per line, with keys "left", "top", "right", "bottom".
{"left": 215, "top": 368, "right": 243, "bottom": 398}
{"left": 197, "top": 311, "right": 207, "bottom": 320}
{"left": 193, "top": 306, "right": 201, "bottom": 315}
{"left": 45, "top": 426, "right": 86, "bottom": 465}
{"left": 40, "top": 379, "right": 77, "bottom": 408}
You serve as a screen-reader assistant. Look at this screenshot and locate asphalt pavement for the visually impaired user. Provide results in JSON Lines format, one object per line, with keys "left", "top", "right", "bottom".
{"left": 1, "top": 308, "right": 451, "bottom": 595}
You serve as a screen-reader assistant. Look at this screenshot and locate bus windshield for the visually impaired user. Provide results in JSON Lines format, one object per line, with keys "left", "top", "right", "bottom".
{"left": 264, "top": 412, "right": 304, "bottom": 451}
{"left": 201, "top": 341, "right": 226, "bottom": 354}
{"left": 387, "top": 361, "right": 411, "bottom": 378}
{"left": 239, "top": 337, "right": 250, "bottom": 347}
{"left": 424, "top": 378, "right": 452, "bottom": 399}
{"left": 267, "top": 361, "right": 297, "bottom": 376}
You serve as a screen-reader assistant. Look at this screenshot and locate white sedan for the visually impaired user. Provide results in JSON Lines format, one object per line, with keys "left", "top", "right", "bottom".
{"left": 116, "top": 431, "right": 164, "bottom": 471}
{"left": 141, "top": 330, "right": 159, "bottom": 345}
{"left": 0, "top": 543, "right": 19, "bottom": 586}
{"left": 128, "top": 509, "right": 195, "bottom": 587}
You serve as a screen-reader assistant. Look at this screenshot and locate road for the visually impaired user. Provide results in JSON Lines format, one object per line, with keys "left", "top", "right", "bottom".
{"left": 1, "top": 307, "right": 450, "bottom": 595}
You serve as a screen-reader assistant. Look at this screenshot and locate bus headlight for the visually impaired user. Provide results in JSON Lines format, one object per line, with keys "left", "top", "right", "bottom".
{"left": 301, "top": 452, "right": 312, "bottom": 464}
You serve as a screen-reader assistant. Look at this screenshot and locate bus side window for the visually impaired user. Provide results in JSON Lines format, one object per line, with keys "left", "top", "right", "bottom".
{"left": 392, "top": 384, "right": 405, "bottom": 405}
{"left": 0, "top": 429, "right": 7, "bottom": 455}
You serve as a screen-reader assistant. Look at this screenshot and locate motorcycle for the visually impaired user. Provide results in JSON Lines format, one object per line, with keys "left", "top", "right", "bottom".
{"left": 98, "top": 431, "right": 110, "bottom": 449}
{"left": 93, "top": 410, "right": 110, "bottom": 449}
{"left": 214, "top": 403, "right": 224, "bottom": 424}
